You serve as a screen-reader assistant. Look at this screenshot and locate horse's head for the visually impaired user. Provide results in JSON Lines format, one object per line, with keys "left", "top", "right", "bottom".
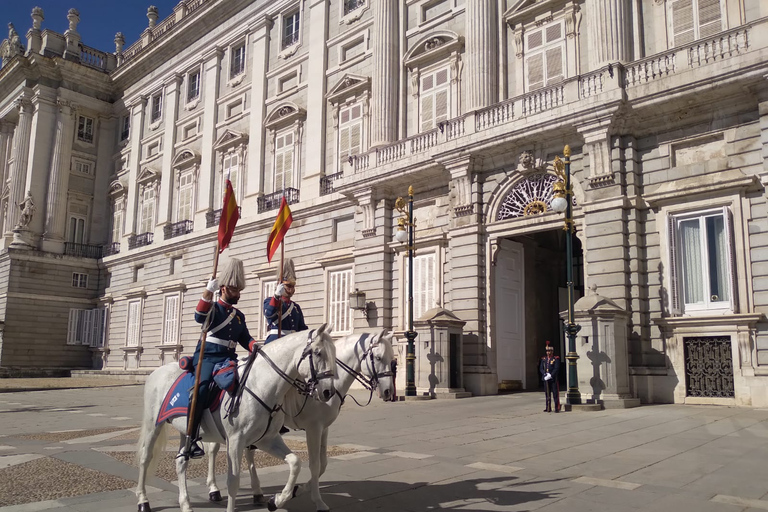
{"left": 364, "top": 329, "right": 396, "bottom": 402}
{"left": 298, "top": 323, "right": 337, "bottom": 402}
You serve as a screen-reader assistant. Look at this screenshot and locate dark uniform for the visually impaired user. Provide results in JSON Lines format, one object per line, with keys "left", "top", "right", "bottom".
{"left": 263, "top": 296, "right": 307, "bottom": 343}
{"left": 540, "top": 351, "right": 561, "bottom": 412}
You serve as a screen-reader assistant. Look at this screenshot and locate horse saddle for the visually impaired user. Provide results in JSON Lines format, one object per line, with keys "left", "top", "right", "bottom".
{"left": 155, "top": 371, "right": 225, "bottom": 426}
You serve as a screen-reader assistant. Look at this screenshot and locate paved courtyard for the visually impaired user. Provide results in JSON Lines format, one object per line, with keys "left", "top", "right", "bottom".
{"left": 1, "top": 381, "right": 768, "bottom": 511}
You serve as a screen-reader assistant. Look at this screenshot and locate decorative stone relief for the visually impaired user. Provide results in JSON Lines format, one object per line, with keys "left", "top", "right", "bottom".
{"left": 585, "top": 138, "right": 615, "bottom": 188}
{"left": 565, "top": 4, "right": 582, "bottom": 38}
{"left": 516, "top": 150, "right": 546, "bottom": 174}
{"left": 15, "top": 190, "right": 35, "bottom": 229}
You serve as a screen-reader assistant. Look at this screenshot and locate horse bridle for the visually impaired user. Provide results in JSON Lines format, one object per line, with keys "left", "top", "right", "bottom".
{"left": 296, "top": 330, "right": 336, "bottom": 397}
{"left": 335, "top": 334, "right": 394, "bottom": 405}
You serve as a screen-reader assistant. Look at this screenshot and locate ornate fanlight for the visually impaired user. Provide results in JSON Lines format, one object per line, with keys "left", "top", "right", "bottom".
{"left": 497, "top": 173, "right": 573, "bottom": 220}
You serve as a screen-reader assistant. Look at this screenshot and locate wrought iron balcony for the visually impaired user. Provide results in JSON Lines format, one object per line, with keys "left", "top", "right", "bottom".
{"left": 258, "top": 188, "right": 299, "bottom": 214}
{"left": 321, "top": 171, "right": 344, "bottom": 195}
{"left": 164, "top": 220, "right": 194, "bottom": 240}
{"left": 103, "top": 242, "right": 120, "bottom": 256}
{"left": 206, "top": 207, "right": 242, "bottom": 228}
{"left": 282, "top": 31, "right": 299, "bottom": 49}
{"left": 344, "top": 0, "right": 366, "bottom": 15}
{"left": 128, "top": 232, "right": 153, "bottom": 249}
{"left": 64, "top": 243, "right": 103, "bottom": 259}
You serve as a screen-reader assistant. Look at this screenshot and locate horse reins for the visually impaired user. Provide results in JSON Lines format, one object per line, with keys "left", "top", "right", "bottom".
{"left": 335, "top": 334, "right": 394, "bottom": 407}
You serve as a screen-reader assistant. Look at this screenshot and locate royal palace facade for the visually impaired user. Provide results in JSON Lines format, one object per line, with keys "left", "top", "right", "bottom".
{"left": 1, "top": 0, "right": 767, "bottom": 405}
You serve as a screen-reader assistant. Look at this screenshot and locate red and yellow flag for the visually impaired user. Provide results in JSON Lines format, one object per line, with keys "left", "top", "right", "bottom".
{"left": 218, "top": 179, "right": 239, "bottom": 253}
{"left": 267, "top": 196, "right": 292, "bottom": 262}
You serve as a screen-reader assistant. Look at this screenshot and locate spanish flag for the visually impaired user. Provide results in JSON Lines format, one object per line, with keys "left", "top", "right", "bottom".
{"left": 267, "top": 196, "right": 292, "bottom": 263}
{"left": 218, "top": 179, "right": 239, "bottom": 253}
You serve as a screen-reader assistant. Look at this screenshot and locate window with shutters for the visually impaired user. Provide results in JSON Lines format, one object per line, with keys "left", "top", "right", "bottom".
{"left": 67, "top": 214, "right": 86, "bottom": 244}
{"left": 150, "top": 93, "right": 163, "bottom": 123}
{"left": 77, "top": 115, "right": 94, "bottom": 143}
{"left": 111, "top": 196, "right": 124, "bottom": 243}
{"left": 668, "top": 207, "right": 734, "bottom": 314}
{"left": 163, "top": 294, "right": 181, "bottom": 345}
{"left": 222, "top": 152, "right": 241, "bottom": 202}
{"left": 283, "top": 11, "right": 301, "bottom": 49}
{"left": 274, "top": 130, "right": 296, "bottom": 192}
{"left": 67, "top": 308, "right": 106, "bottom": 346}
{"left": 337, "top": 103, "right": 363, "bottom": 171}
{"left": 328, "top": 268, "right": 353, "bottom": 334}
{"left": 231, "top": 43, "right": 246, "bottom": 78}
{"left": 187, "top": 70, "right": 201, "bottom": 103}
{"left": 126, "top": 300, "right": 142, "bottom": 347}
{"left": 260, "top": 279, "right": 278, "bottom": 339}
{"left": 139, "top": 185, "right": 156, "bottom": 234}
{"left": 524, "top": 21, "right": 565, "bottom": 91}
{"left": 419, "top": 66, "right": 451, "bottom": 132}
{"left": 669, "top": 0, "right": 723, "bottom": 47}
{"left": 405, "top": 252, "right": 437, "bottom": 324}
{"left": 176, "top": 170, "right": 194, "bottom": 222}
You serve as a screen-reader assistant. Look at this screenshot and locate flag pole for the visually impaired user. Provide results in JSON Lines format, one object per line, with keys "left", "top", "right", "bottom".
{"left": 277, "top": 241, "right": 284, "bottom": 338}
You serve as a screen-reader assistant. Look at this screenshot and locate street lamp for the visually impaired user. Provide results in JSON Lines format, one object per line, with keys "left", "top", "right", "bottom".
{"left": 550, "top": 145, "right": 582, "bottom": 406}
{"left": 394, "top": 186, "right": 417, "bottom": 397}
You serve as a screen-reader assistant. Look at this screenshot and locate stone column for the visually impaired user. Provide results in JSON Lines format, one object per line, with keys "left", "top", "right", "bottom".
{"left": 246, "top": 16, "right": 272, "bottom": 199}
{"left": 302, "top": 0, "right": 329, "bottom": 200}
{"left": 196, "top": 47, "right": 223, "bottom": 227}
{"left": 586, "top": 0, "right": 632, "bottom": 68}
{"left": 157, "top": 75, "right": 181, "bottom": 231}
{"left": 4, "top": 97, "right": 34, "bottom": 240}
{"left": 124, "top": 97, "right": 146, "bottom": 239}
{"left": 370, "top": 0, "right": 399, "bottom": 147}
{"left": 0, "top": 122, "right": 13, "bottom": 235}
{"left": 41, "top": 100, "right": 76, "bottom": 253}
{"left": 465, "top": 0, "right": 498, "bottom": 110}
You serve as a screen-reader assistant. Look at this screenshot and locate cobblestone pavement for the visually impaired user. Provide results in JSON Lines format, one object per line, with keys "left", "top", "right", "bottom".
{"left": 1, "top": 384, "right": 768, "bottom": 511}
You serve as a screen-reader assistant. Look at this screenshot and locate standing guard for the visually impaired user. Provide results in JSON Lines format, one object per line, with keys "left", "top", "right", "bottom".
{"left": 540, "top": 340, "right": 561, "bottom": 413}
{"left": 263, "top": 258, "right": 307, "bottom": 343}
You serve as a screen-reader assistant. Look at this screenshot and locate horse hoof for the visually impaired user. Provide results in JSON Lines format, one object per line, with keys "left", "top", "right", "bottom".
{"left": 254, "top": 494, "right": 269, "bottom": 506}
{"left": 267, "top": 496, "right": 277, "bottom": 511}
{"left": 209, "top": 490, "right": 222, "bottom": 502}
{"left": 138, "top": 503, "right": 152, "bottom": 512}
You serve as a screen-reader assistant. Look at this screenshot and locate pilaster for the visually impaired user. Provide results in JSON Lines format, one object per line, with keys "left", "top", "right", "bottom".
{"left": 157, "top": 75, "right": 182, "bottom": 232}
{"left": 586, "top": 0, "right": 632, "bottom": 68}
{"left": 442, "top": 155, "right": 482, "bottom": 228}
{"left": 246, "top": 17, "right": 272, "bottom": 199}
{"left": 4, "top": 96, "right": 34, "bottom": 242}
{"left": 0, "top": 122, "right": 13, "bottom": 236}
{"left": 370, "top": 0, "right": 399, "bottom": 147}
{"left": 465, "top": 0, "right": 498, "bottom": 110}
{"left": 124, "top": 97, "right": 147, "bottom": 239}
{"left": 302, "top": 0, "right": 329, "bottom": 200}
{"left": 41, "top": 100, "right": 77, "bottom": 253}
{"left": 197, "top": 47, "right": 223, "bottom": 227}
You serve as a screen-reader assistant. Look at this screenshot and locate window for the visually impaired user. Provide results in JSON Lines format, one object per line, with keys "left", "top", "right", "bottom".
{"left": 73, "top": 159, "right": 92, "bottom": 176}
{"left": 120, "top": 116, "right": 130, "bottom": 142}
{"left": 274, "top": 131, "right": 295, "bottom": 191}
{"left": 177, "top": 170, "right": 194, "bottom": 222}
{"left": 67, "top": 308, "right": 106, "bottom": 346}
{"left": 170, "top": 256, "right": 182, "bottom": 275}
{"left": 328, "top": 268, "right": 353, "bottom": 334}
{"left": 111, "top": 197, "right": 124, "bottom": 243}
{"left": 139, "top": 186, "right": 156, "bottom": 234}
{"left": 670, "top": 0, "right": 722, "bottom": 46}
{"left": 163, "top": 294, "right": 181, "bottom": 344}
{"left": 187, "top": 70, "right": 201, "bottom": 102}
{"left": 333, "top": 216, "right": 355, "bottom": 242}
{"left": 77, "top": 115, "right": 94, "bottom": 143}
{"left": 419, "top": 67, "right": 450, "bottom": 132}
{"left": 344, "top": 0, "right": 366, "bottom": 16}
{"left": 406, "top": 253, "right": 436, "bottom": 322}
{"left": 68, "top": 215, "right": 86, "bottom": 244}
{"left": 231, "top": 44, "right": 246, "bottom": 78}
{"left": 525, "top": 22, "right": 565, "bottom": 91}
{"left": 151, "top": 93, "right": 163, "bottom": 122}
{"left": 669, "top": 207, "right": 734, "bottom": 313}
{"left": 126, "top": 300, "right": 142, "bottom": 347}
{"left": 222, "top": 152, "right": 241, "bottom": 200}
{"left": 72, "top": 273, "right": 88, "bottom": 288}
{"left": 283, "top": 11, "right": 300, "bottom": 49}
{"left": 338, "top": 103, "right": 363, "bottom": 170}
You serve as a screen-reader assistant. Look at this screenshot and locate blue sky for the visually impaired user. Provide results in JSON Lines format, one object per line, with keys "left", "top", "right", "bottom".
{"left": 5, "top": 1, "right": 181, "bottom": 53}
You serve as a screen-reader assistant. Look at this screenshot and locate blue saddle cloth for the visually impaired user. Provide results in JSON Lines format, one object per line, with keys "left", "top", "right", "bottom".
{"left": 156, "top": 372, "right": 224, "bottom": 426}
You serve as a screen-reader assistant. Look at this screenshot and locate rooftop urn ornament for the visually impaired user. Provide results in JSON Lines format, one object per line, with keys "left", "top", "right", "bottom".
{"left": 147, "top": 6, "right": 159, "bottom": 29}
{"left": 114, "top": 32, "right": 125, "bottom": 53}
{"left": 31, "top": 7, "right": 44, "bottom": 31}
{"left": 66, "top": 9, "right": 80, "bottom": 33}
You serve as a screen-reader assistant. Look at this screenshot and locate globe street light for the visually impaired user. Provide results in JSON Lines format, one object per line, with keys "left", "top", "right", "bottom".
{"left": 551, "top": 146, "right": 582, "bottom": 406}
{"left": 394, "top": 186, "right": 417, "bottom": 397}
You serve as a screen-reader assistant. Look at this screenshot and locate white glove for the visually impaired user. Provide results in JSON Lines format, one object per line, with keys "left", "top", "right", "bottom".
{"left": 206, "top": 278, "right": 219, "bottom": 293}
{"left": 274, "top": 283, "right": 287, "bottom": 298}
{"left": 544, "top": 373, "right": 552, "bottom": 381}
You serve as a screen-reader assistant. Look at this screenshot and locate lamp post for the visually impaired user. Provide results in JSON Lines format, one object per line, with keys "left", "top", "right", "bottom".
{"left": 550, "top": 145, "right": 582, "bottom": 406}
{"left": 394, "top": 186, "right": 417, "bottom": 397}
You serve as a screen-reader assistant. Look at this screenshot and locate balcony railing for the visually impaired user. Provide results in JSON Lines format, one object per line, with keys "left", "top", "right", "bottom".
{"left": 258, "top": 188, "right": 300, "bottom": 214}
{"left": 321, "top": 171, "right": 344, "bottom": 195}
{"left": 283, "top": 31, "right": 299, "bottom": 49}
{"left": 164, "top": 220, "right": 194, "bottom": 240}
{"left": 344, "top": 0, "right": 366, "bottom": 15}
{"left": 128, "top": 232, "right": 153, "bottom": 249}
{"left": 206, "top": 207, "right": 241, "bottom": 228}
{"left": 103, "top": 242, "right": 120, "bottom": 257}
{"left": 64, "top": 243, "right": 103, "bottom": 259}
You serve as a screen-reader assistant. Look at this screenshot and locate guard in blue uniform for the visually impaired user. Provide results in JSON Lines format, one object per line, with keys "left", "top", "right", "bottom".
{"left": 263, "top": 258, "right": 307, "bottom": 343}
{"left": 182, "top": 258, "right": 256, "bottom": 459}
{"left": 540, "top": 341, "right": 561, "bottom": 413}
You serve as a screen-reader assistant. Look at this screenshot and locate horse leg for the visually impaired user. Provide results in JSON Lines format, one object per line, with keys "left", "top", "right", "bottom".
{"left": 225, "top": 438, "right": 245, "bottom": 512}
{"left": 245, "top": 445, "right": 269, "bottom": 506}
{"left": 305, "top": 425, "right": 330, "bottom": 511}
{"left": 175, "top": 435, "right": 194, "bottom": 512}
{"left": 319, "top": 427, "right": 330, "bottom": 477}
{"left": 136, "top": 419, "right": 167, "bottom": 512}
{"left": 257, "top": 436, "right": 302, "bottom": 511}
{"left": 205, "top": 442, "right": 222, "bottom": 502}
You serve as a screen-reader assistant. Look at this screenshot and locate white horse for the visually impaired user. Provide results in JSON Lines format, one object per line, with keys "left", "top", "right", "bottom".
{"left": 135, "top": 325, "right": 338, "bottom": 512}
{"left": 205, "top": 330, "right": 396, "bottom": 512}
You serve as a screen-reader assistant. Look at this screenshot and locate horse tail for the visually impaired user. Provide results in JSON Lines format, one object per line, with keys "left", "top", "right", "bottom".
{"left": 136, "top": 415, "right": 168, "bottom": 479}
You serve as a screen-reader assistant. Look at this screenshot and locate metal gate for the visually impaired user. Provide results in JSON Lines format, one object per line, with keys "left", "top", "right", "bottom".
{"left": 684, "top": 336, "right": 735, "bottom": 398}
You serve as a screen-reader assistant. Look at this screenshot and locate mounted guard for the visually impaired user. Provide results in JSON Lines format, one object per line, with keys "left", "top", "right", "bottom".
{"left": 264, "top": 258, "right": 307, "bottom": 343}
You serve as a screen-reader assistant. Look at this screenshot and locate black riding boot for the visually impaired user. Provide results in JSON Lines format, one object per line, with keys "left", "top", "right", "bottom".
{"left": 179, "top": 402, "right": 205, "bottom": 459}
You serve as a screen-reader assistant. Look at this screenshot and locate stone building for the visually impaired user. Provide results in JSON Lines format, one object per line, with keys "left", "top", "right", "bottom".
{"left": 0, "top": 0, "right": 767, "bottom": 406}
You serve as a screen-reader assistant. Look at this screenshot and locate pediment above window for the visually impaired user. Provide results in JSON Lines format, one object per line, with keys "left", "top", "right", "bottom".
{"left": 326, "top": 74, "right": 371, "bottom": 104}
{"left": 265, "top": 102, "right": 306, "bottom": 131}
{"left": 504, "top": 0, "right": 580, "bottom": 31}
{"left": 137, "top": 167, "right": 160, "bottom": 186}
{"left": 108, "top": 180, "right": 127, "bottom": 197}
{"left": 214, "top": 130, "right": 248, "bottom": 153}
{"left": 172, "top": 149, "right": 201, "bottom": 169}
{"left": 404, "top": 31, "right": 464, "bottom": 70}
